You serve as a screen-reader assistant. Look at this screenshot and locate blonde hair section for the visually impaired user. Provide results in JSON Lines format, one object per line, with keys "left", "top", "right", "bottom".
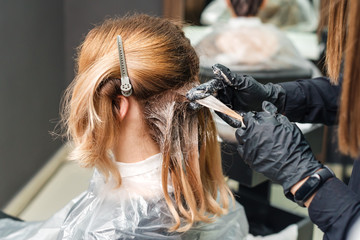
{"left": 61, "top": 14, "right": 233, "bottom": 232}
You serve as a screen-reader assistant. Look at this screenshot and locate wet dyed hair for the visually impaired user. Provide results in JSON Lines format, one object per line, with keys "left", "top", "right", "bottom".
{"left": 61, "top": 14, "right": 232, "bottom": 231}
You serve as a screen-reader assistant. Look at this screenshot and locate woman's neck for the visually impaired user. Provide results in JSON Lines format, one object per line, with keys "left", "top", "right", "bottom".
{"left": 114, "top": 132, "right": 160, "bottom": 163}
{"left": 112, "top": 96, "right": 160, "bottom": 163}
{"left": 113, "top": 118, "right": 160, "bottom": 163}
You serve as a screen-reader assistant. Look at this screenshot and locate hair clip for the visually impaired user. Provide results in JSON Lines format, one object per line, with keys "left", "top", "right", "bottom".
{"left": 117, "top": 35, "right": 132, "bottom": 97}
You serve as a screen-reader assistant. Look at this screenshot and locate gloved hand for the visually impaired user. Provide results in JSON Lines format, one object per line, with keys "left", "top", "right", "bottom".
{"left": 236, "top": 101, "right": 323, "bottom": 199}
{"left": 186, "top": 64, "right": 286, "bottom": 113}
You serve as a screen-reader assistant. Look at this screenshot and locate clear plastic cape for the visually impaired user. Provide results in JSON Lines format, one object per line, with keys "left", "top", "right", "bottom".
{"left": 200, "top": 0, "right": 319, "bottom": 32}
{"left": 195, "top": 17, "right": 312, "bottom": 72}
{"left": 0, "top": 153, "right": 249, "bottom": 240}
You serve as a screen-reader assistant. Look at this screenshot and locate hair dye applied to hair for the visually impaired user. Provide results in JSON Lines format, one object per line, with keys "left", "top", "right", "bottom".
{"left": 61, "top": 14, "right": 233, "bottom": 232}
{"left": 196, "top": 95, "right": 243, "bottom": 122}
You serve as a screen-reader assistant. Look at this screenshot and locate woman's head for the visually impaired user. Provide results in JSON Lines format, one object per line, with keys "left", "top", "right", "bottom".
{"left": 77, "top": 15, "right": 199, "bottom": 99}
{"left": 62, "top": 14, "right": 231, "bottom": 231}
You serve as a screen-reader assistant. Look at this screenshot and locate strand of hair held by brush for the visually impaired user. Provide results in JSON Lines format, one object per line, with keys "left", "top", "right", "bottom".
{"left": 195, "top": 95, "right": 244, "bottom": 124}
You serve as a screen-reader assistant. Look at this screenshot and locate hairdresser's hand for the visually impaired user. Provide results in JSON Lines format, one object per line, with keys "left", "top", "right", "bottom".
{"left": 236, "top": 101, "right": 323, "bottom": 198}
{"left": 186, "top": 64, "right": 286, "bottom": 113}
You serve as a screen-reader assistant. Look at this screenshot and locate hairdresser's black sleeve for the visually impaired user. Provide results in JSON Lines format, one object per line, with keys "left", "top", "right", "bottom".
{"left": 278, "top": 77, "right": 340, "bottom": 125}
{"left": 308, "top": 160, "right": 360, "bottom": 240}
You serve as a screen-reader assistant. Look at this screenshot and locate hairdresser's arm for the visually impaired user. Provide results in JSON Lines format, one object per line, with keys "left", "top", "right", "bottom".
{"left": 291, "top": 173, "right": 360, "bottom": 240}
{"left": 278, "top": 76, "right": 340, "bottom": 125}
{"left": 236, "top": 102, "right": 360, "bottom": 240}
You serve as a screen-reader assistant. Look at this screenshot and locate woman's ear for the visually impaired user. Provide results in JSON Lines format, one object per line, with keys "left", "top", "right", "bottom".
{"left": 115, "top": 95, "right": 129, "bottom": 121}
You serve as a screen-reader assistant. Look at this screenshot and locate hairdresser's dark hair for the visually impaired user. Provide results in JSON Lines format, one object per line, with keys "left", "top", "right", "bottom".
{"left": 229, "top": 0, "right": 264, "bottom": 16}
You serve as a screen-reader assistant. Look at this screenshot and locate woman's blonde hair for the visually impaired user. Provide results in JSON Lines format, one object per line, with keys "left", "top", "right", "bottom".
{"left": 61, "top": 14, "right": 232, "bottom": 231}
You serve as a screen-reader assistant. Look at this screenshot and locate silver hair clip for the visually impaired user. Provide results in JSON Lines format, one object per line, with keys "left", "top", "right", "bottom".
{"left": 117, "top": 35, "right": 132, "bottom": 97}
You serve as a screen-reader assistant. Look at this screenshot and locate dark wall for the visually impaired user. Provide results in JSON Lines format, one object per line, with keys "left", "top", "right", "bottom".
{"left": 0, "top": 0, "right": 65, "bottom": 207}
{"left": 64, "top": 0, "right": 163, "bottom": 83}
{"left": 0, "top": 0, "right": 163, "bottom": 208}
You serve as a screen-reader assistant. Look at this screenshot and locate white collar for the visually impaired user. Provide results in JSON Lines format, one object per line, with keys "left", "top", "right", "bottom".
{"left": 115, "top": 153, "right": 162, "bottom": 178}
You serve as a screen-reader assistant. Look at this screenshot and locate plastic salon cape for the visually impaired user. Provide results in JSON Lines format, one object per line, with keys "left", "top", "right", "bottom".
{"left": 195, "top": 17, "right": 311, "bottom": 72}
{"left": 0, "top": 153, "right": 249, "bottom": 240}
{"left": 200, "top": 0, "right": 318, "bottom": 32}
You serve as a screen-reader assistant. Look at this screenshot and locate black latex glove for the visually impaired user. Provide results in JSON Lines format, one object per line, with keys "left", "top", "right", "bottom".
{"left": 236, "top": 101, "right": 323, "bottom": 199}
{"left": 186, "top": 64, "right": 286, "bottom": 113}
